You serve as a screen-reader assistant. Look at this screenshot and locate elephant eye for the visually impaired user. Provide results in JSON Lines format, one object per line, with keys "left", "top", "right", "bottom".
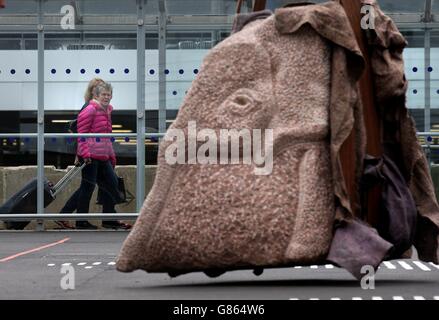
{"left": 228, "top": 94, "right": 255, "bottom": 115}
{"left": 235, "top": 96, "right": 248, "bottom": 106}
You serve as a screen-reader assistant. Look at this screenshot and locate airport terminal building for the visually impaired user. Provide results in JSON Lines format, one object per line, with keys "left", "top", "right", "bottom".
{"left": 0, "top": 0, "right": 439, "bottom": 225}
{"left": 2, "top": 1, "right": 439, "bottom": 304}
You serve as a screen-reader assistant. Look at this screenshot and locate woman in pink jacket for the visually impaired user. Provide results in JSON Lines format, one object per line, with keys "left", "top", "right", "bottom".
{"left": 75, "top": 82, "right": 130, "bottom": 230}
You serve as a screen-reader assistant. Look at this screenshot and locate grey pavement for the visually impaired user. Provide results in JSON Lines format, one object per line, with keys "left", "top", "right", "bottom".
{"left": 0, "top": 231, "right": 438, "bottom": 300}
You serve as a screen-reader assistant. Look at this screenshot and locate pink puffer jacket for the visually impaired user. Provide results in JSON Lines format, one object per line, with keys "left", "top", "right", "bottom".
{"left": 76, "top": 100, "right": 116, "bottom": 166}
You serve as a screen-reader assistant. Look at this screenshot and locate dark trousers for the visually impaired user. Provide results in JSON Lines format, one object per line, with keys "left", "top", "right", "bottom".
{"left": 60, "top": 188, "right": 114, "bottom": 213}
{"left": 61, "top": 159, "right": 121, "bottom": 221}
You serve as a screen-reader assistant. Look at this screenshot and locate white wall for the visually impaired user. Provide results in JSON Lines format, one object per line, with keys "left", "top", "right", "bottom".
{"left": 0, "top": 48, "right": 435, "bottom": 111}
{"left": 0, "top": 49, "right": 208, "bottom": 111}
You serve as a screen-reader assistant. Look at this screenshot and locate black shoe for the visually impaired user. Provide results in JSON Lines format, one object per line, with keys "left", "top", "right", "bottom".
{"left": 102, "top": 221, "right": 132, "bottom": 230}
{"left": 75, "top": 221, "right": 98, "bottom": 230}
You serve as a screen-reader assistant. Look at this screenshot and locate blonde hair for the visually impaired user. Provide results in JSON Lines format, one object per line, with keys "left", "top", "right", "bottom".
{"left": 84, "top": 77, "right": 104, "bottom": 102}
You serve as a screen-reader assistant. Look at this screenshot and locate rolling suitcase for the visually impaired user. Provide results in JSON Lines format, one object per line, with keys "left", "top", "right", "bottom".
{"left": 0, "top": 163, "right": 85, "bottom": 230}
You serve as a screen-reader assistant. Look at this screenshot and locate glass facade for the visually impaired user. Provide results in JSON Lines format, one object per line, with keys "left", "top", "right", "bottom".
{"left": 0, "top": 0, "right": 437, "bottom": 220}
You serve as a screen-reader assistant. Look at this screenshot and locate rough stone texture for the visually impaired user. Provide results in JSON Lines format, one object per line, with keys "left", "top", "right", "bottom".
{"left": 116, "top": 6, "right": 346, "bottom": 274}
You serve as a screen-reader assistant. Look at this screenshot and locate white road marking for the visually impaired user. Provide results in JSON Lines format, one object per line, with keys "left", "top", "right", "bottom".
{"left": 293, "top": 295, "right": 437, "bottom": 301}
{"left": 325, "top": 264, "right": 334, "bottom": 269}
{"left": 428, "top": 262, "right": 439, "bottom": 270}
{"left": 383, "top": 261, "right": 396, "bottom": 269}
{"left": 310, "top": 265, "right": 318, "bottom": 269}
{"left": 49, "top": 261, "right": 118, "bottom": 267}
{"left": 412, "top": 261, "right": 431, "bottom": 271}
{"left": 397, "top": 261, "right": 413, "bottom": 270}
{"left": 293, "top": 266, "right": 302, "bottom": 269}
{"left": 85, "top": 266, "right": 93, "bottom": 269}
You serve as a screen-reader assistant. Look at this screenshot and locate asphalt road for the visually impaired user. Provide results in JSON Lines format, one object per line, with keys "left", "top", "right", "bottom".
{"left": 0, "top": 231, "right": 438, "bottom": 300}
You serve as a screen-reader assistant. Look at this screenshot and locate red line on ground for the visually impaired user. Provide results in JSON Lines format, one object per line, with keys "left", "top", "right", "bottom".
{"left": 0, "top": 237, "right": 70, "bottom": 262}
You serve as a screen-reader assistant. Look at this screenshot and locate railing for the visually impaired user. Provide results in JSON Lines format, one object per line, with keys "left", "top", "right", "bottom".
{"left": 0, "top": 214, "right": 139, "bottom": 221}
{"left": 0, "top": 132, "right": 165, "bottom": 225}
{"left": 1, "top": 131, "right": 439, "bottom": 226}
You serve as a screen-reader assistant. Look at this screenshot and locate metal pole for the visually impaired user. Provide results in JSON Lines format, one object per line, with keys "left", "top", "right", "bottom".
{"left": 424, "top": 0, "right": 432, "bottom": 132}
{"left": 158, "top": 0, "right": 167, "bottom": 136}
{"left": 425, "top": 28, "right": 431, "bottom": 133}
{"left": 425, "top": 27, "right": 432, "bottom": 167}
{"left": 0, "top": 214, "right": 139, "bottom": 221}
{"left": 211, "top": 0, "right": 221, "bottom": 14}
{"left": 36, "top": 0, "right": 45, "bottom": 231}
{"left": 136, "top": 0, "right": 146, "bottom": 212}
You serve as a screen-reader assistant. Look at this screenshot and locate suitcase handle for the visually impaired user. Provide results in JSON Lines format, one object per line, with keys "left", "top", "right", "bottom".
{"left": 51, "top": 162, "right": 86, "bottom": 197}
